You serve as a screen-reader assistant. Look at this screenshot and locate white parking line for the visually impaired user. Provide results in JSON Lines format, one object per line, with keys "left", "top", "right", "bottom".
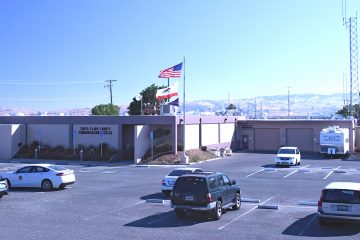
{"left": 83, "top": 200, "right": 145, "bottom": 221}
{"left": 245, "top": 169, "right": 264, "bottom": 177}
{"left": 283, "top": 164, "right": 310, "bottom": 179}
{"left": 218, "top": 196, "right": 275, "bottom": 230}
{"left": 323, "top": 166, "right": 341, "bottom": 180}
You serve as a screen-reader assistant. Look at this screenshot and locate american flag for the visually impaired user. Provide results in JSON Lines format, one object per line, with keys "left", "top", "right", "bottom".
{"left": 158, "top": 62, "right": 183, "bottom": 78}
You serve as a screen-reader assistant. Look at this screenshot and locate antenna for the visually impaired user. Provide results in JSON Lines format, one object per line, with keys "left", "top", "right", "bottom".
{"left": 342, "top": 0, "right": 359, "bottom": 116}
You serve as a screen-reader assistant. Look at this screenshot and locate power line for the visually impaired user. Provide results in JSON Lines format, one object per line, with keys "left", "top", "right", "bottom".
{"left": 104, "top": 80, "right": 117, "bottom": 104}
{"left": 0, "top": 80, "right": 104, "bottom": 85}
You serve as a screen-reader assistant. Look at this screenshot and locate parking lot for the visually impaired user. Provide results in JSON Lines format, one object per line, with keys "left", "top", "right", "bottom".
{"left": 1, "top": 153, "right": 360, "bottom": 240}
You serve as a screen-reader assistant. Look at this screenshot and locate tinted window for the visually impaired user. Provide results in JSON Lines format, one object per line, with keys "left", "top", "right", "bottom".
{"left": 223, "top": 175, "right": 230, "bottom": 185}
{"left": 324, "top": 189, "right": 360, "bottom": 204}
{"left": 278, "top": 149, "right": 295, "bottom": 154}
{"left": 17, "top": 166, "right": 32, "bottom": 173}
{"left": 209, "top": 177, "right": 218, "bottom": 189}
{"left": 168, "top": 169, "right": 192, "bottom": 177}
{"left": 174, "top": 177, "right": 207, "bottom": 192}
{"left": 217, "top": 176, "right": 225, "bottom": 187}
{"left": 33, "top": 166, "right": 49, "bottom": 173}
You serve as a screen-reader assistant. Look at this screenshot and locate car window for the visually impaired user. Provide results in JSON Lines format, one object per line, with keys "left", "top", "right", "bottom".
{"left": 217, "top": 176, "right": 225, "bottom": 187}
{"left": 323, "top": 189, "right": 360, "bottom": 204}
{"left": 209, "top": 177, "right": 218, "bottom": 189}
{"left": 16, "top": 166, "right": 32, "bottom": 173}
{"left": 193, "top": 169, "right": 204, "bottom": 173}
{"left": 33, "top": 166, "right": 49, "bottom": 173}
{"left": 278, "top": 149, "right": 295, "bottom": 154}
{"left": 168, "top": 169, "right": 192, "bottom": 176}
{"left": 174, "top": 177, "right": 207, "bottom": 192}
{"left": 222, "top": 175, "right": 230, "bottom": 185}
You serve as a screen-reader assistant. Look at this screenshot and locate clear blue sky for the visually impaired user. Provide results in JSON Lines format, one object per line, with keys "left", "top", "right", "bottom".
{"left": 0, "top": 0, "right": 359, "bottom": 110}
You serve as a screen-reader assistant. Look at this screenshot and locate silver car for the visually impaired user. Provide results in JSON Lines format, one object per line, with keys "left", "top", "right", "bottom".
{"left": 0, "top": 177, "right": 8, "bottom": 198}
{"left": 318, "top": 182, "right": 360, "bottom": 225}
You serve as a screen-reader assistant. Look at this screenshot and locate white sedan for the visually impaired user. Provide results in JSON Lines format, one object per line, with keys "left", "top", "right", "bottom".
{"left": 1, "top": 164, "right": 76, "bottom": 191}
{"left": 161, "top": 167, "right": 204, "bottom": 196}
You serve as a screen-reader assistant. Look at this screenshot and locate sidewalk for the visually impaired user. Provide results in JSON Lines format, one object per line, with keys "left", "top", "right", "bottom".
{"left": 0, "top": 158, "right": 134, "bottom": 167}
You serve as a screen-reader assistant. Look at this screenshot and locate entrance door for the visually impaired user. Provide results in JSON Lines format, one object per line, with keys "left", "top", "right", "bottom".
{"left": 242, "top": 135, "right": 249, "bottom": 150}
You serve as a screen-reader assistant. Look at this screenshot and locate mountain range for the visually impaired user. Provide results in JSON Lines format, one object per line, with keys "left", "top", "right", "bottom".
{"left": 0, "top": 93, "right": 346, "bottom": 117}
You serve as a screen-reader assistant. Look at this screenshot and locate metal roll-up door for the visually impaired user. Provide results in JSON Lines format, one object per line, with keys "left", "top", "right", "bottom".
{"left": 286, "top": 128, "right": 313, "bottom": 152}
{"left": 254, "top": 128, "right": 280, "bottom": 151}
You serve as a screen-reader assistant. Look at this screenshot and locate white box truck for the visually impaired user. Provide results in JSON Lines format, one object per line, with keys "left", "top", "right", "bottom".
{"left": 320, "top": 126, "right": 350, "bottom": 157}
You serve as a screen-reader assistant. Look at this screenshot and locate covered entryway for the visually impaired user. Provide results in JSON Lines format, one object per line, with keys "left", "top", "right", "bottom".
{"left": 286, "top": 128, "right": 313, "bottom": 152}
{"left": 254, "top": 128, "right": 280, "bottom": 151}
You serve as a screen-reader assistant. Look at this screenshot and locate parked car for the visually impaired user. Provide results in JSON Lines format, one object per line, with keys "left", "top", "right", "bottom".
{"left": 161, "top": 167, "right": 204, "bottom": 196}
{"left": 275, "top": 146, "right": 301, "bottom": 166}
{"left": 170, "top": 171, "right": 241, "bottom": 220}
{"left": 0, "top": 177, "right": 8, "bottom": 198}
{"left": 1, "top": 164, "right": 76, "bottom": 191}
{"left": 318, "top": 182, "right": 360, "bottom": 225}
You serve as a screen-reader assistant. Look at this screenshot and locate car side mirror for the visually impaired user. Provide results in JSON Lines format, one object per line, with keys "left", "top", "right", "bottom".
{"left": 231, "top": 180, "right": 236, "bottom": 185}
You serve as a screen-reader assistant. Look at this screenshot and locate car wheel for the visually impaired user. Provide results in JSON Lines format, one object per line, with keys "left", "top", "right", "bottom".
{"left": 41, "top": 179, "right": 53, "bottom": 191}
{"left": 175, "top": 209, "right": 186, "bottom": 218}
{"left": 213, "top": 200, "right": 222, "bottom": 220}
{"left": 298, "top": 160, "right": 301, "bottom": 166}
{"left": 232, "top": 193, "right": 241, "bottom": 210}
{"left": 5, "top": 179, "right": 11, "bottom": 189}
{"left": 319, "top": 217, "right": 327, "bottom": 226}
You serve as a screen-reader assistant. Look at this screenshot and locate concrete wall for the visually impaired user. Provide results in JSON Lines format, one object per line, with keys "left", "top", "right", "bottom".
{"left": 219, "top": 123, "right": 235, "bottom": 146}
{"left": 185, "top": 124, "right": 200, "bottom": 150}
{"left": 201, "top": 124, "right": 219, "bottom": 146}
{"left": 11, "top": 125, "right": 26, "bottom": 157}
{"left": 73, "top": 124, "right": 118, "bottom": 149}
{"left": 134, "top": 125, "right": 151, "bottom": 163}
{"left": 0, "top": 124, "right": 25, "bottom": 159}
{"left": 237, "top": 120, "right": 356, "bottom": 153}
{"left": 0, "top": 125, "right": 11, "bottom": 159}
{"left": 27, "top": 124, "right": 69, "bottom": 148}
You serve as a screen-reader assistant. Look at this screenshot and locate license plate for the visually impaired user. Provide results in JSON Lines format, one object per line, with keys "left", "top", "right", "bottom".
{"left": 185, "top": 195, "right": 194, "bottom": 201}
{"left": 337, "top": 205, "right": 348, "bottom": 211}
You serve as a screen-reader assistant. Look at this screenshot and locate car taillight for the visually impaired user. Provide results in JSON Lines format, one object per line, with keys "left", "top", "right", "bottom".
{"left": 318, "top": 190, "right": 324, "bottom": 209}
{"left": 161, "top": 180, "right": 165, "bottom": 186}
{"left": 56, "top": 172, "right": 65, "bottom": 176}
{"left": 206, "top": 193, "right": 212, "bottom": 203}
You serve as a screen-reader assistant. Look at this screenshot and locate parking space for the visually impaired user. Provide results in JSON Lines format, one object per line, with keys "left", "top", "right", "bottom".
{"left": 0, "top": 153, "right": 359, "bottom": 239}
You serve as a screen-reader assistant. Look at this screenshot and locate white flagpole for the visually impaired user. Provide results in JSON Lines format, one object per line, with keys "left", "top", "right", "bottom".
{"left": 181, "top": 57, "right": 189, "bottom": 163}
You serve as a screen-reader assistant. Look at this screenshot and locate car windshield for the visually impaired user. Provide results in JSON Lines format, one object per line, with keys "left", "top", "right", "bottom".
{"left": 49, "top": 166, "right": 68, "bottom": 171}
{"left": 323, "top": 189, "right": 360, "bottom": 204}
{"left": 168, "top": 169, "right": 193, "bottom": 177}
{"left": 278, "top": 149, "right": 295, "bottom": 154}
{"left": 174, "top": 177, "right": 207, "bottom": 192}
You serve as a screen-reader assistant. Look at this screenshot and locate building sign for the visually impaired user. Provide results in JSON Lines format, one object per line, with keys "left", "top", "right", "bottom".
{"left": 78, "top": 127, "right": 112, "bottom": 135}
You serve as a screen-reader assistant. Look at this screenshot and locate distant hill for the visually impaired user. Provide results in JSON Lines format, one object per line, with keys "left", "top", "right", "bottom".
{"left": 0, "top": 93, "right": 345, "bottom": 117}
{"left": 186, "top": 93, "right": 345, "bottom": 117}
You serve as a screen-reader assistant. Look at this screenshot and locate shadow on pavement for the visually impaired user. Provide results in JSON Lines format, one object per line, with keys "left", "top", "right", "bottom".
{"left": 140, "top": 192, "right": 167, "bottom": 200}
{"left": 124, "top": 210, "right": 212, "bottom": 228}
{"left": 282, "top": 213, "right": 360, "bottom": 237}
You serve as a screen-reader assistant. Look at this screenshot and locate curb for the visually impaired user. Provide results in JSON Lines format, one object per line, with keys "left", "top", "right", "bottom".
{"left": 241, "top": 198, "right": 261, "bottom": 203}
{"left": 257, "top": 204, "right": 279, "bottom": 210}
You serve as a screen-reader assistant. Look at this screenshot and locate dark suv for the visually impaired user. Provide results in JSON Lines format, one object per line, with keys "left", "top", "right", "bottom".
{"left": 170, "top": 172, "right": 241, "bottom": 220}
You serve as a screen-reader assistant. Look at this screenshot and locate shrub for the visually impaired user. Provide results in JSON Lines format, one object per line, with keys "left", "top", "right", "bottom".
{"left": 200, "top": 146, "right": 208, "bottom": 151}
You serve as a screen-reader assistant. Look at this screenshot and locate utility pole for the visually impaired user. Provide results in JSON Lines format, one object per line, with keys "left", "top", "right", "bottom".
{"left": 287, "top": 86, "right": 291, "bottom": 118}
{"left": 104, "top": 80, "right": 117, "bottom": 104}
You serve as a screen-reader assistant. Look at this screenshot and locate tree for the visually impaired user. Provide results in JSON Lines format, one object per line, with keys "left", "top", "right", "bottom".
{"left": 336, "top": 104, "right": 360, "bottom": 118}
{"left": 128, "top": 84, "right": 165, "bottom": 115}
{"left": 226, "top": 103, "right": 237, "bottom": 110}
{"left": 91, "top": 104, "right": 120, "bottom": 115}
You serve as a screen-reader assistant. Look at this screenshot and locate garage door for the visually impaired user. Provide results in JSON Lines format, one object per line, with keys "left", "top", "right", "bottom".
{"left": 254, "top": 128, "right": 280, "bottom": 151}
{"left": 286, "top": 128, "right": 313, "bottom": 152}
